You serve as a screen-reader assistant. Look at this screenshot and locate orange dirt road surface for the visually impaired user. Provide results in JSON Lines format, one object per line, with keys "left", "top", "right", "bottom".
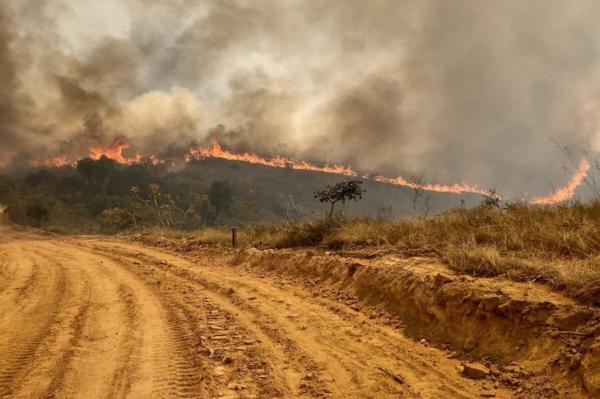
{"left": 0, "top": 221, "right": 516, "bottom": 399}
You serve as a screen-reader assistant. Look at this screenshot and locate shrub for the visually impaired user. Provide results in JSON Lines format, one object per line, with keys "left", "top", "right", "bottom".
{"left": 101, "top": 208, "right": 134, "bottom": 230}
{"left": 25, "top": 204, "right": 50, "bottom": 225}
{"left": 25, "top": 170, "right": 56, "bottom": 187}
{"left": 274, "top": 219, "right": 341, "bottom": 248}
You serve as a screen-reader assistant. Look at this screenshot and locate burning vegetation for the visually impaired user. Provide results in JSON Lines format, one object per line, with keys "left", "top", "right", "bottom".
{"left": 7, "top": 139, "right": 594, "bottom": 205}
{"left": 531, "top": 159, "right": 592, "bottom": 205}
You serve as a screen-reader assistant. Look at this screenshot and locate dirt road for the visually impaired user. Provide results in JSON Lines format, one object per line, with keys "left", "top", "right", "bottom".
{"left": 0, "top": 222, "right": 513, "bottom": 398}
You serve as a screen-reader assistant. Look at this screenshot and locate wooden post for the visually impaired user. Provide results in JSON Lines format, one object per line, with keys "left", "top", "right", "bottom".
{"left": 231, "top": 226, "right": 237, "bottom": 248}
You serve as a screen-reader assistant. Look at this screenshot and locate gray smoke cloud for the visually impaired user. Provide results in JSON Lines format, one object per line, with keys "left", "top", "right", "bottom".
{"left": 1, "top": 0, "right": 599, "bottom": 196}
{"left": 0, "top": 4, "right": 24, "bottom": 153}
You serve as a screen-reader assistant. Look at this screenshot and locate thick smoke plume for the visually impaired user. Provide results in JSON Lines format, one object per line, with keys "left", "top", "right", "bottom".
{"left": 1, "top": 0, "right": 599, "bottom": 197}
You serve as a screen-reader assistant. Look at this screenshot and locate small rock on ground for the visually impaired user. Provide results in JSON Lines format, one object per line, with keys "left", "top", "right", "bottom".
{"left": 461, "top": 362, "right": 490, "bottom": 379}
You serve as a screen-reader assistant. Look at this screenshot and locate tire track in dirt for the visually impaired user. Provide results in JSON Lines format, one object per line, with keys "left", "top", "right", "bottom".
{"left": 28, "top": 242, "right": 211, "bottom": 399}
{"left": 0, "top": 248, "right": 68, "bottom": 399}
{"left": 91, "top": 243, "right": 402, "bottom": 397}
{"left": 80, "top": 243, "right": 293, "bottom": 398}
{"left": 6, "top": 248, "right": 94, "bottom": 399}
{"left": 81, "top": 243, "right": 417, "bottom": 398}
{"left": 105, "top": 284, "right": 143, "bottom": 398}
{"left": 88, "top": 240, "right": 518, "bottom": 399}
{"left": 0, "top": 221, "right": 517, "bottom": 398}
{"left": 83, "top": 241, "right": 486, "bottom": 398}
{"left": 0, "top": 226, "right": 214, "bottom": 399}
{"left": 41, "top": 301, "right": 92, "bottom": 398}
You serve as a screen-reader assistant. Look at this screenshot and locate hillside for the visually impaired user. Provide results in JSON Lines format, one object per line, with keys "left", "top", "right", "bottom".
{"left": 0, "top": 157, "right": 483, "bottom": 232}
{"left": 182, "top": 158, "right": 485, "bottom": 217}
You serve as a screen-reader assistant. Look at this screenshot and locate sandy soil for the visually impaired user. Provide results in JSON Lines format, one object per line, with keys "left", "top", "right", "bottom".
{"left": 0, "top": 220, "right": 573, "bottom": 398}
{"left": 0, "top": 217, "right": 596, "bottom": 399}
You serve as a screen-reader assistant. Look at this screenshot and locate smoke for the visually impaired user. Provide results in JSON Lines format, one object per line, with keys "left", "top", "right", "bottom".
{"left": 0, "top": 4, "right": 25, "bottom": 153}
{"left": 414, "top": 1, "right": 600, "bottom": 195}
{"left": 1, "top": 0, "right": 600, "bottom": 196}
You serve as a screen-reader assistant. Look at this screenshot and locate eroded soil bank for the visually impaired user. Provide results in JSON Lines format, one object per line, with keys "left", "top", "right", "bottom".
{"left": 232, "top": 248, "right": 600, "bottom": 397}
{"left": 132, "top": 233, "right": 600, "bottom": 398}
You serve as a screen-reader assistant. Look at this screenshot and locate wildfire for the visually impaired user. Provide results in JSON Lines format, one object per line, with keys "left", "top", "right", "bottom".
{"left": 373, "top": 175, "right": 488, "bottom": 195}
{"left": 189, "top": 141, "right": 592, "bottom": 202}
{"left": 186, "top": 141, "right": 358, "bottom": 177}
{"left": 30, "top": 155, "right": 76, "bottom": 168}
{"left": 89, "top": 139, "right": 142, "bottom": 164}
{"left": 25, "top": 139, "right": 592, "bottom": 204}
{"left": 30, "top": 139, "right": 146, "bottom": 168}
{"left": 530, "top": 159, "right": 591, "bottom": 205}
{"left": 188, "top": 141, "right": 489, "bottom": 195}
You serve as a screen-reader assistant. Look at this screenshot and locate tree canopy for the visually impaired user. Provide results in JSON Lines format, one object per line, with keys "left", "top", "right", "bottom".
{"left": 76, "top": 156, "right": 117, "bottom": 193}
{"left": 314, "top": 180, "right": 366, "bottom": 218}
{"left": 208, "top": 180, "right": 233, "bottom": 221}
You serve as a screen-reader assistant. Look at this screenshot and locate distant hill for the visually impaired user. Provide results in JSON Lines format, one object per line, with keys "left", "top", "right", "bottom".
{"left": 182, "top": 158, "right": 483, "bottom": 220}
{"left": 0, "top": 157, "right": 484, "bottom": 232}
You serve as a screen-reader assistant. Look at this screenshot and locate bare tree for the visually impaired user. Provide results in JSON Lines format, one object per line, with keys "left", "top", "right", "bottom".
{"left": 148, "top": 183, "right": 167, "bottom": 226}
{"left": 314, "top": 180, "right": 367, "bottom": 219}
{"left": 128, "top": 184, "right": 208, "bottom": 229}
{"left": 286, "top": 194, "right": 300, "bottom": 222}
{"left": 408, "top": 173, "right": 425, "bottom": 216}
{"left": 179, "top": 193, "right": 207, "bottom": 228}
{"left": 424, "top": 195, "right": 432, "bottom": 217}
{"left": 481, "top": 189, "right": 501, "bottom": 208}
{"left": 128, "top": 186, "right": 141, "bottom": 227}
{"left": 130, "top": 184, "right": 177, "bottom": 228}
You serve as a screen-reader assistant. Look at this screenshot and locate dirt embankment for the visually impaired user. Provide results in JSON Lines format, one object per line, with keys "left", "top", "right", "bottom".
{"left": 229, "top": 248, "right": 600, "bottom": 397}
{"left": 131, "top": 230, "right": 600, "bottom": 398}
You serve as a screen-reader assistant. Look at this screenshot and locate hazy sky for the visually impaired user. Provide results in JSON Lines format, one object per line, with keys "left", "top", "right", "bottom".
{"left": 1, "top": 0, "right": 599, "bottom": 196}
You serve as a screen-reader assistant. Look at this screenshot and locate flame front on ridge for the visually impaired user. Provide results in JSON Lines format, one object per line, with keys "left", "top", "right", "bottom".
{"left": 89, "top": 139, "right": 142, "bottom": 164}
{"left": 185, "top": 141, "right": 358, "bottom": 177}
{"left": 530, "top": 160, "right": 591, "bottom": 205}
{"left": 26, "top": 139, "right": 591, "bottom": 205}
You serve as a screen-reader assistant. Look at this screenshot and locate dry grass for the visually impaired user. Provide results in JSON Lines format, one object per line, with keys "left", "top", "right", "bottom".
{"left": 138, "top": 226, "right": 246, "bottom": 246}
{"left": 326, "top": 202, "right": 600, "bottom": 258}
{"left": 140, "top": 201, "right": 600, "bottom": 305}
{"left": 323, "top": 202, "right": 600, "bottom": 304}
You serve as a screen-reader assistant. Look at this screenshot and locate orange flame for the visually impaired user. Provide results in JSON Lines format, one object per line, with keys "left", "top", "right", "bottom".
{"left": 89, "top": 139, "right": 142, "bottom": 164}
{"left": 186, "top": 141, "right": 358, "bottom": 177}
{"left": 27, "top": 139, "right": 592, "bottom": 204}
{"left": 190, "top": 141, "right": 591, "bottom": 202}
{"left": 30, "top": 155, "right": 76, "bottom": 168}
{"left": 373, "top": 175, "right": 489, "bottom": 195}
{"left": 189, "top": 141, "right": 488, "bottom": 195}
{"left": 531, "top": 159, "right": 591, "bottom": 205}
{"left": 29, "top": 139, "right": 149, "bottom": 167}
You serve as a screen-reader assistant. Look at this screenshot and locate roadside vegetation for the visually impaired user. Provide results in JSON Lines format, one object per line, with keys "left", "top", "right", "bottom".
{"left": 134, "top": 199, "right": 600, "bottom": 305}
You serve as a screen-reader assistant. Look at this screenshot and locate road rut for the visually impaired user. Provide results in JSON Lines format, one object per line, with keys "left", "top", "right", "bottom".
{"left": 0, "top": 223, "right": 511, "bottom": 398}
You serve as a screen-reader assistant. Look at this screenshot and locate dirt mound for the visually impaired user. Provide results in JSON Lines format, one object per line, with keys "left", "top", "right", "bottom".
{"left": 232, "top": 248, "right": 600, "bottom": 396}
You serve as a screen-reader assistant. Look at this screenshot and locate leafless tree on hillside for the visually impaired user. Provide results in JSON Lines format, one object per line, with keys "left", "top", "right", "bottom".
{"left": 408, "top": 173, "right": 425, "bottom": 216}
{"left": 424, "top": 195, "right": 432, "bottom": 217}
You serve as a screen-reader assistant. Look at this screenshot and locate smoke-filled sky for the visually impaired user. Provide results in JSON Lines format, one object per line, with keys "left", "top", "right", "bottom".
{"left": 1, "top": 0, "right": 600, "bottom": 196}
